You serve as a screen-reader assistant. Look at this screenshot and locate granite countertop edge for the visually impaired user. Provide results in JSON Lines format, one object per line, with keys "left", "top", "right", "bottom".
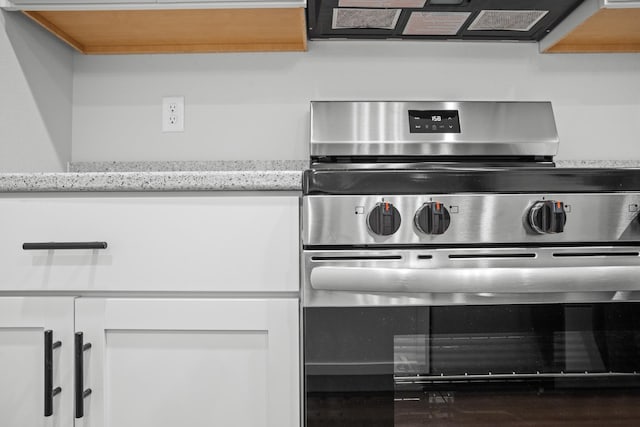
{"left": 0, "top": 170, "right": 304, "bottom": 193}
{"left": 2, "top": 160, "right": 640, "bottom": 193}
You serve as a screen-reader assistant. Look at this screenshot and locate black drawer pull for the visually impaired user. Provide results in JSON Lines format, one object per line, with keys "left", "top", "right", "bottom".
{"left": 44, "top": 330, "right": 62, "bottom": 417}
{"left": 74, "top": 332, "right": 92, "bottom": 419}
{"left": 23, "top": 242, "right": 108, "bottom": 251}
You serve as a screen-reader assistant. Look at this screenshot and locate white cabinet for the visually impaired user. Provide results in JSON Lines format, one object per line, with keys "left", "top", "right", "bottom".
{"left": 0, "top": 193, "right": 301, "bottom": 426}
{"left": 75, "top": 298, "right": 299, "bottom": 427}
{"left": 0, "top": 195, "right": 298, "bottom": 293}
{"left": 0, "top": 297, "right": 75, "bottom": 427}
{"left": 0, "top": 296, "right": 299, "bottom": 427}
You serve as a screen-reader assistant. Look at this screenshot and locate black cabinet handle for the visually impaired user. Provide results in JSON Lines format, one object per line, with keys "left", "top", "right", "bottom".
{"left": 23, "top": 242, "right": 108, "bottom": 251}
{"left": 44, "top": 330, "right": 62, "bottom": 417}
{"left": 74, "top": 332, "right": 92, "bottom": 419}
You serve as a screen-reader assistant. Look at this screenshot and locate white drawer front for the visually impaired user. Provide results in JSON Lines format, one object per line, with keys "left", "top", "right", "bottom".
{"left": 0, "top": 195, "right": 298, "bottom": 292}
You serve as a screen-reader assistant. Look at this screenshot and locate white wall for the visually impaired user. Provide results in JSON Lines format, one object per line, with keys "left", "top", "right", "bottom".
{"left": 0, "top": 16, "right": 638, "bottom": 167}
{"left": 0, "top": 11, "right": 73, "bottom": 172}
{"left": 72, "top": 41, "right": 640, "bottom": 162}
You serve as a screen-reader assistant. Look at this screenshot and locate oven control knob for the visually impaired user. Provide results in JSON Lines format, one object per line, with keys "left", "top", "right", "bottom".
{"left": 367, "top": 202, "right": 401, "bottom": 236}
{"left": 415, "top": 202, "right": 451, "bottom": 235}
{"left": 528, "top": 200, "right": 567, "bottom": 234}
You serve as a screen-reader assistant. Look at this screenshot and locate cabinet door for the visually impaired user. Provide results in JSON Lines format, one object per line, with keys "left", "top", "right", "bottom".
{"left": 75, "top": 298, "right": 299, "bottom": 427}
{"left": 0, "top": 297, "right": 75, "bottom": 427}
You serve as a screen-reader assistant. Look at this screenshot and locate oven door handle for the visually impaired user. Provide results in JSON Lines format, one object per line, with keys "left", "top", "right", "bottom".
{"left": 310, "top": 266, "right": 640, "bottom": 294}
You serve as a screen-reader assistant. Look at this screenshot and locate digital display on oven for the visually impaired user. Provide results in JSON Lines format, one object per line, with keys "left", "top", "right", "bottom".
{"left": 408, "top": 109, "right": 460, "bottom": 134}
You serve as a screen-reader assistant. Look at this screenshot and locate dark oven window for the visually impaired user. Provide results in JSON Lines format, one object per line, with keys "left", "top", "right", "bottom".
{"left": 304, "top": 303, "right": 640, "bottom": 426}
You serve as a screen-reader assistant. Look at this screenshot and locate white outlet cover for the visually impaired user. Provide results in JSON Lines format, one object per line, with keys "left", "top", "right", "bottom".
{"left": 162, "top": 96, "right": 184, "bottom": 132}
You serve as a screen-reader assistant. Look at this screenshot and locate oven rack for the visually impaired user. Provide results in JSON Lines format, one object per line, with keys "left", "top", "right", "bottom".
{"left": 394, "top": 371, "right": 640, "bottom": 384}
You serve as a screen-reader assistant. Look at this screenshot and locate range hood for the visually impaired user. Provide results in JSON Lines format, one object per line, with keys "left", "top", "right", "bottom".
{"left": 1, "top": 0, "right": 307, "bottom": 54}
{"left": 307, "top": 0, "right": 584, "bottom": 42}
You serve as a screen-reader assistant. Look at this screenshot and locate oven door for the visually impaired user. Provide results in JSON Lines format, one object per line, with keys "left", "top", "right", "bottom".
{"left": 303, "top": 247, "right": 640, "bottom": 427}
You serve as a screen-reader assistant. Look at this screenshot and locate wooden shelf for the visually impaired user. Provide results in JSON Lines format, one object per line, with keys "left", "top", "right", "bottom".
{"left": 544, "top": 8, "right": 640, "bottom": 53}
{"left": 23, "top": 8, "right": 307, "bottom": 54}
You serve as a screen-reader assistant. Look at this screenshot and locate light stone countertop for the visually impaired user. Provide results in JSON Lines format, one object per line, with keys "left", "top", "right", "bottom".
{"left": 0, "top": 160, "right": 639, "bottom": 193}
{"left": 554, "top": 160, "right": 640, "bottom": 168}
{"left": 0, "top": 161, "right": 307, "bottom": 193}
{"left": 0, "top": 171, "right": 304, "bottom": 193}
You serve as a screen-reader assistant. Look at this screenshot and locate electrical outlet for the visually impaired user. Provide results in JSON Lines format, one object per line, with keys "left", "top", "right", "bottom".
{"left": 162, "top": 96, "right": 184, "bottom": 132}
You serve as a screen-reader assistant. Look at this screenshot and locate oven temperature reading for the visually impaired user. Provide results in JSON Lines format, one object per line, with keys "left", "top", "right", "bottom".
{"left": 408, "top": 110, "right": 460, "bottom": 134}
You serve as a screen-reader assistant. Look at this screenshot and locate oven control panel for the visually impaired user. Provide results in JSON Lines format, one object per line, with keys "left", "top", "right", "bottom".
{"left": 408, "top": 110, "right": 461, "bottom": 133}
{"left": 303, "top": 193, "right": 640, "bottom": 246}
{"left": 369, "top": 198, "right": 564, "bottom": 237}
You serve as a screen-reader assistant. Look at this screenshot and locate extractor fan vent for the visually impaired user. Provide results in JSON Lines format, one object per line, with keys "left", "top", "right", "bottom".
{"left": 332, "top": 8, "right": 401, "bottom": 30}
{"left": 468, "top": 10, "right": 549, "bottom": 32}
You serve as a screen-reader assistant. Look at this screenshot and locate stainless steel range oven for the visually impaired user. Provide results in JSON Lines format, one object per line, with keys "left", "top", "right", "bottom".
{"left": 301, "top": 101, "right": 640, "bottom": 426}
